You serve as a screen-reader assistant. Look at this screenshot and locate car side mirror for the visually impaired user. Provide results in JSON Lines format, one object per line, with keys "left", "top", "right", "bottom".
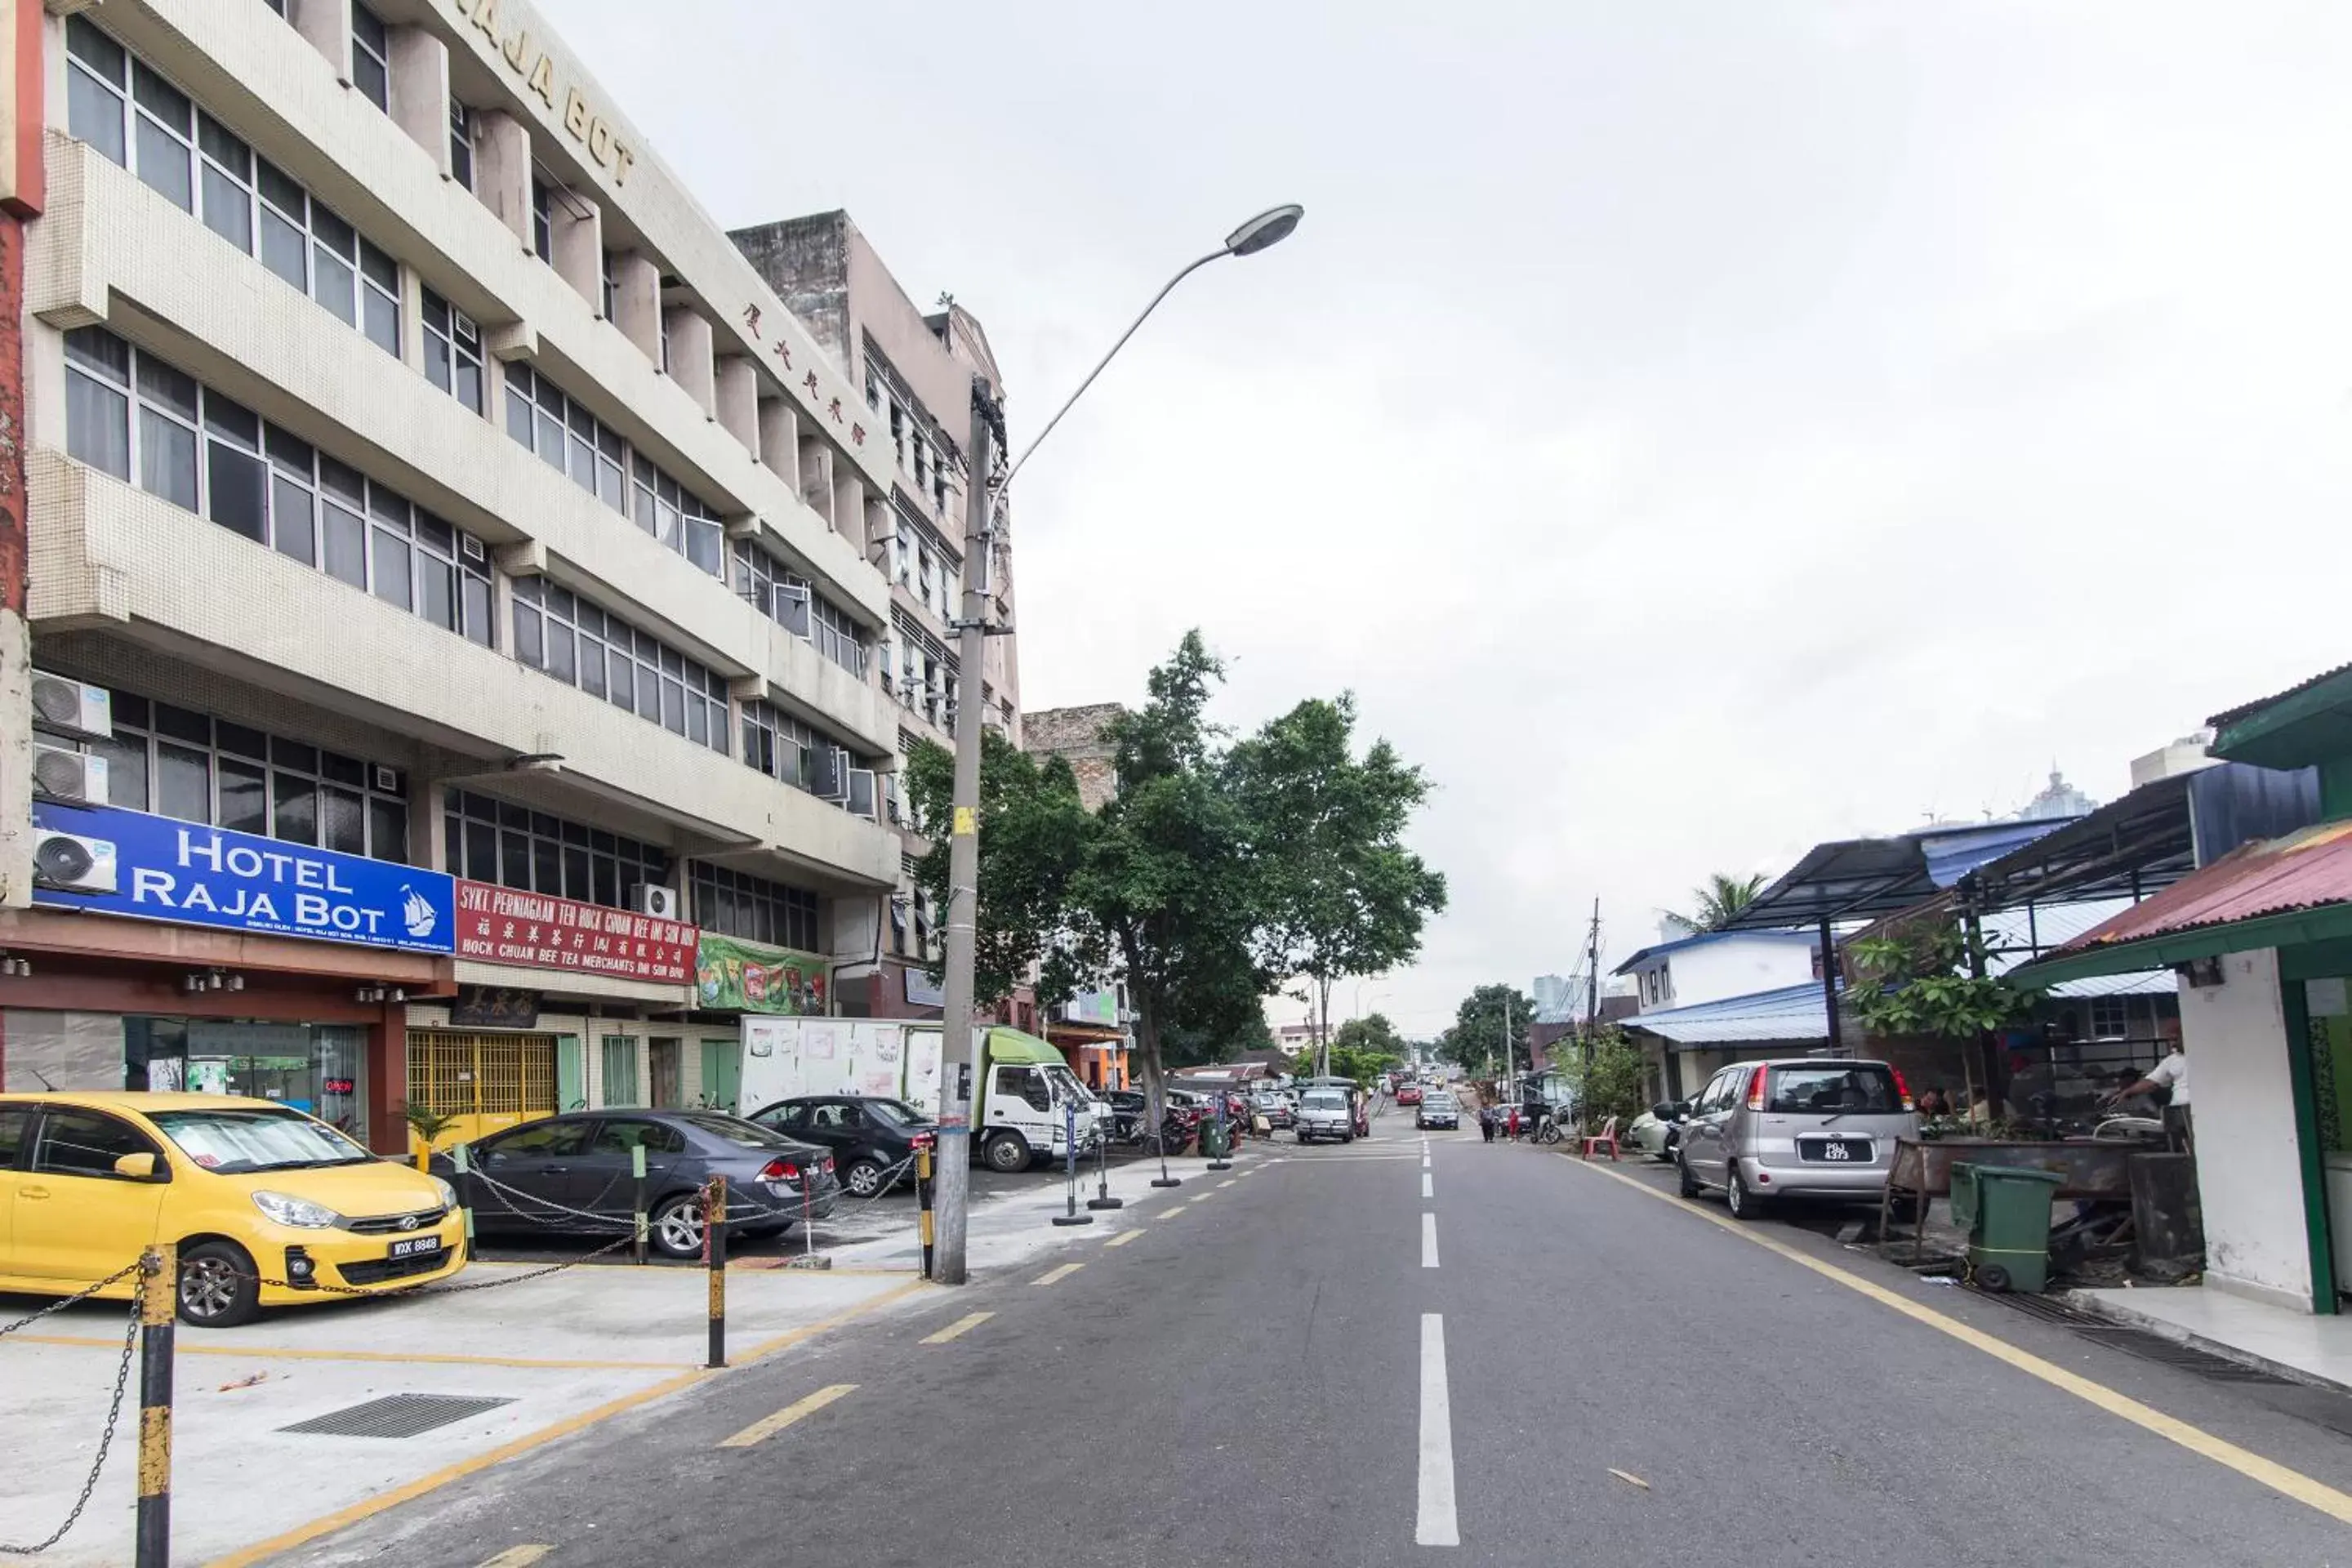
{"left": 1650, "top": 1102, "right": 1675, "bottom": 1119}
{"left": 113, "top": 1152, "right": 158, "bottom": 1180}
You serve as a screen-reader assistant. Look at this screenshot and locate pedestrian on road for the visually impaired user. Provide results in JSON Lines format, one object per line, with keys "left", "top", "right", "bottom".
{"left": 1479, "top": 1104, "right": 1495, "bottom": 1143}
{"left": 1505, "top": 1104, "right": 1520, "bottom": 1142}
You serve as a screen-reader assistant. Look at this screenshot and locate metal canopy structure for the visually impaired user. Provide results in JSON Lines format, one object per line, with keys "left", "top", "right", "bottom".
{"left": 1720, "top": 820, "right": 2074, "bottom": 933}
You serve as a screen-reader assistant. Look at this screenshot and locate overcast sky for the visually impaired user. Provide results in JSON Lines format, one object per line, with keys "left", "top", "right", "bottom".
{"left": 559, "top": 0, "right": 2352, "bottom": 1040}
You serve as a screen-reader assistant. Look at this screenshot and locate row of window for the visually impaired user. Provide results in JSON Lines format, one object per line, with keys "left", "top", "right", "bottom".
{"left": 65, "top": 327, "right": 497, "bottom": 647}
{"left": 730, "top": 541, "right": 867, "bottom": 678}
{"left": 689, "top": 862, "right": 822, "bottom": 951}
{"left": 504, "top": 365, "right": 727, "bottom": 577}
{"left": 442, "top": 791, "right": 672, "bottom": 913}
{"left": 83, "top": 689, "right": 412, "bottom": 863}
{"left": 864, "top": 359, "right": 954, "bottom": 519}
{"left": 512, "top": 577, "right": 731, "bottom": 753}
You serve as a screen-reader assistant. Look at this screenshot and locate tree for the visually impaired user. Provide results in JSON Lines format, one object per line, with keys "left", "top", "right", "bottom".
{"left": 1334, "top": 1012, "right": 1405, "bottom": 1059}
{"left": 1669, "top": 871, "right": 1767, "bottom": 933}
{"left": 1846, "top": 914, "right": 2034, "bottom": 1040}
{"left": 1559, "top": 1024, "right": 1647, "bottom": 1129}
{"left": 903, "top": 729, "right": 1093, "bottom": 1009}
{"left": 1227, "top": 695, "right": 1447, "bottom": 1075}
{"left": 1438, "top": 983, "right": 1537, "bottom": 1078}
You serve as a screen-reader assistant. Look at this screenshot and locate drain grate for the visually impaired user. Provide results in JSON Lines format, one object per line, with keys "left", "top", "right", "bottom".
{"left": 1991, "top": 1295, "right": 2289, "bottom": 1384}
{"left": 281, "top": 1393, "right": 514, "bottom": 1439}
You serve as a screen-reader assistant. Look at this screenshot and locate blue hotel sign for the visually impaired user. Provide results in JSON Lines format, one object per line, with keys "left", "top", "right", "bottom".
{"left": 32, "top": 801, "right": 457, "bottom": 955}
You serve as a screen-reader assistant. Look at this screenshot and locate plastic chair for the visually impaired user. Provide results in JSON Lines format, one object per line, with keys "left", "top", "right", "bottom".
{"left": 1581, "top": 1115, "right": 1621, "bottom": 1161}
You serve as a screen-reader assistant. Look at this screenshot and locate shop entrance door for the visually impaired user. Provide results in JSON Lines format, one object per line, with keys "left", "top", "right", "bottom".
{"left": 2305, "top": 978, "right": 2352, "bottom": 1298}
{"left": 649, "top": 1038, "right": 684, "bottom": 1109}
{"left": 408, "top": 1032, "right": 559, "bottom": 1152}
{"left": 699, "top": 1039, "right": 740, "bottom": 1114}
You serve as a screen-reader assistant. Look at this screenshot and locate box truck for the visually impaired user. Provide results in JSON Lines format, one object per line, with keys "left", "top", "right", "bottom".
{"left": 737, "top": 1019, "right": 1098, "bottom": 1173}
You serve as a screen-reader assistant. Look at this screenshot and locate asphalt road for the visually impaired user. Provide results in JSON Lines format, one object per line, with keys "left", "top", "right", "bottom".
{"left": 270, "top": 1106, "right": 2352, "bottom": 1566}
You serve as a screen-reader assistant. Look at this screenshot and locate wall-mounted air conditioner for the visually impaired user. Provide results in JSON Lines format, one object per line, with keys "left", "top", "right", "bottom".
{"left": 30, "top": 670, "right": 111, "bottom": 741}
{"left": 33, "top": 743, "right": 107, "bottom": 804}
{"left": 630, "top": 884, "right": 679, "bottom": 920}
{"left": 33, "top": 828, "right": 117, "bottom": 893}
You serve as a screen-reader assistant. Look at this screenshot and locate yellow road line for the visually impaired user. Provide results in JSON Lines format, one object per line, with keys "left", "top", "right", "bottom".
{"left": 206, "top": 1277, "right": 932, "bottom": 1567}
{"left": 8, "top": 1335, "right": 686, "bottom": 1372}
{"left": 1034, "top": 1263, "right": 1084, "bottom": 1285}
{"left": 474, "top": 1548, "right": 555, "bottom": 1567}
{"left": 1105, "top": 1229, "right": 1144, "bottom": 1248}
{"left": 1558, "top": 1154, "right": 2352, "bottom": 1526}
{"left": 920, "top": 1312, "right": 995, "bottom": 1345}
{"left": 717, "top": 1383, "right": 858, "bottom": 1449}
{"left": 1160, "top": 1201, "right": 1189, "bottom": 1216}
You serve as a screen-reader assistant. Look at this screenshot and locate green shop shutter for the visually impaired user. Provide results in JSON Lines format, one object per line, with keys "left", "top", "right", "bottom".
{"left": 700, "top": 1039, "right": 741, "bottom": 1115}
{"left": 555, "top": 1036, "right": 585, "bottom": 1112}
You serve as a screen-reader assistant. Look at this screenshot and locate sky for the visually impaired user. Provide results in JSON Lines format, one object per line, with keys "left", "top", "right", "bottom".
{"left": 555, "top": 0, "right": 2352, "bottom": 1041}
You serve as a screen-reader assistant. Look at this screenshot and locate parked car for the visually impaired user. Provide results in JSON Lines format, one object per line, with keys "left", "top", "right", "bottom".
{"left": 1251, "top": 1090, "right": 1296, "bottom": 1129}
{"left": 746, "top": 1095, "right": 936, "bottom": 1199}
{"left": 1396, "top": 1084, "right": 1424, "bottom": 1107}
{"left": 1626, "top": 1102, "right": 1680, "bottom": 1162}
{"left": 1675, "top": 1059, "right": 1917, "bottom": 1219}
{"left": 0, "top": 1092, "right": 465, "bottom": 1328}
{"left": 1416, "top": 1091, "right": 1460, "bottom": 1130}
{"left": 439, "top": 1109, "right": 839, "bottom": 1258}
{"left": 1296, "top": 1087, "right": 1356, "bottom": 1144}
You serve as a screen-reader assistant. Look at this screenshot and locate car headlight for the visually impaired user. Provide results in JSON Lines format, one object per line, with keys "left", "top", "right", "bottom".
{"left": 430, "top": 1177, "right": 457, "bottom": 1209}
{"left": 252, "top": 1190, "right": 340, "bottom": 1229}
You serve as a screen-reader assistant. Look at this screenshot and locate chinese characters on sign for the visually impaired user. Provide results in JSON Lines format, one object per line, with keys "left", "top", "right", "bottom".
{"left": 455, "top": 880, "right": 696, "bottom": 982}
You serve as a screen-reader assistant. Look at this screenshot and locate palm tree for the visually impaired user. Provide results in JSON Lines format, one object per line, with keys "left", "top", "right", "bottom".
{"left": 1670, "top": 871, "right": 1766, "bottom": 933}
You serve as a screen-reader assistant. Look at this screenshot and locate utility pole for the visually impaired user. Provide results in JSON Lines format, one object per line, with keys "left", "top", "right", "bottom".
{"left": 1501, "top": 994, "right": 1512, "bottom": 1098}
{"left": 1584, "top": 898, "right": 1601, "bottom": 1067}
{"left": 926, "top": 379, "right": 1000, "bottom": 1288}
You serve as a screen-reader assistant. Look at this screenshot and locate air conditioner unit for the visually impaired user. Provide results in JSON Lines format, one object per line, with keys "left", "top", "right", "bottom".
{"left": 846, "top": 768, "right": 877, "bottom": 820}
{"left": 773, "top": 583, "right": 812, "bottom": 639}
{"left": 30, "top": 670, "right": 111, "bottom": 741}
{"left": 629, "top": 883, "right": 679, "bottom": 920}
{"left": 32, "top": 743, "right": 107, "bottom": 804}
{"left": 33, "top": 828, "right": 117, "bottom": 893}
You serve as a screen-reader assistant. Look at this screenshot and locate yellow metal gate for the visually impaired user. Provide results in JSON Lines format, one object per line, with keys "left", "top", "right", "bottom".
{"left": 407, "top": 1032, "right": 558, "bottom": 1152}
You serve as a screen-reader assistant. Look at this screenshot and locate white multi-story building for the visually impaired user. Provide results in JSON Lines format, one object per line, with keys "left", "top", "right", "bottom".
{"left": 0, "top": 0, "right": 1002, "bottom": 1150}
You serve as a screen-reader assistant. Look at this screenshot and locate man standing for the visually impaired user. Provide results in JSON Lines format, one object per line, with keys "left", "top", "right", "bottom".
{"left": 2113, "top": 1022, "right": 2190, "bottom": 1154}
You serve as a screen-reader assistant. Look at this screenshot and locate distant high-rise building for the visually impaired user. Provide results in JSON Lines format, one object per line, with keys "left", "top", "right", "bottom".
{"left": 2020, "top": 768, "right": 2096, "bottom": 822}
{"left": 1532, "top": 973, "right": 1572, "bottom": 1023}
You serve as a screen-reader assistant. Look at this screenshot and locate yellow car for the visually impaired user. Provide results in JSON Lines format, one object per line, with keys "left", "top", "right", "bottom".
{"left": 0, "top": 1092, "right": 466, "bottom": 1326}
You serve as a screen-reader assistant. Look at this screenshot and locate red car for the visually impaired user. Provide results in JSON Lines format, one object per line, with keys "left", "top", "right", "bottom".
{"left": 1396, "top": 1084, "right": 1423, "bottom": 1106}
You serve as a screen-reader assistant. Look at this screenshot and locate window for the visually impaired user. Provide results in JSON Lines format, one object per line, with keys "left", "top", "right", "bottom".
{"left": 631, "top": 454, "right": 722, "bottom": 577}
{"left": 2089, "top": 996, "right": 2133, "bottom": 1040}
{"left": 0, "top": 1107, "right": 28, "bottom": 1164}
{"left": 448, "top": 100, "right": 474, "bottom": 190}
{"left": 65, "top": 18, "right": 129, "bottom": 168}
{"left": 350, "top": 2, "right": 390, "bottom": 113}
{"left": 509, "top": 577, "right": 730, "bottom": 754}
{"left": 742, "top": 699, "right": 815, "bottom": 791}
{"left": 996, "top": 1066, "right": 1052, "bottom": 1113}
{"left": 590, "top": 1120, "right": 686, "bottom": 1156}
{"left": 504, "top": 364, "right": 629, "bottom": 515}
{"left": 421, "top": 288, "right": 483, "bottom": 415}
{"left": 531, "top": 176, "right": 553, "bottom": 263}
{"left": 33, "top": 1110, "right": 158, "bottom": 1179}
{"left": 1762, "top": 1064, "right": 1900, "bottom": 1116}
{"left": 689, "top": 863, "right": 819, "bottom": 951}
{"left": 599, "top": 1037, "right": 640, "bottom": 1108}
{"left": 442, "top": 791, "right": 669, "bottom": 910}
{"left": 84, "top": 689, "right": 411, "bottom": 860}
{"left": 731, "top": 541, "right": 866, "bottom": 677}
{"left": 483, "top": 1120, "right": 592, "bottom": 1160}
{"left": 600, "top": 249, "right": 617, "bottom": 320}
{"left": 65, "top": 328, "right": 492, "bottom": 645}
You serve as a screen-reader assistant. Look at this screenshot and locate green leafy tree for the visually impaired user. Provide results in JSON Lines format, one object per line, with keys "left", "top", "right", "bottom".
{"left": 1334, "top": 1012, "right": 1405, "bottom": 1059}
{"left": 1846, "top": 914, "right": 2036, "bottom": 1040}
{"left": 1227, "top": 696, "right": 1447, "bottom": 1076}
{"left": 1669, "top": 871, "right": 1767, "bottom": 933}
{"left": 1439, "top": 983, "right": 1537, "bottom": 1078}
{"left": 1560, "top": 1024, "right": 1647, "bottom": 1129}
{"left": 904, "top": 728, "right": 1094, "bottom": 1010}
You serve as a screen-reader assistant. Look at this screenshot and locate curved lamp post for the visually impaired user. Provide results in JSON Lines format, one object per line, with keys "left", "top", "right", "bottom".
{"left": 929, "top": 205, "right": 1303, "bottom": 1285}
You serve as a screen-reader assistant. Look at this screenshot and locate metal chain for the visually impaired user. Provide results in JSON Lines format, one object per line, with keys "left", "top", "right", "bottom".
{"left": 0, "top": 1262, "right": 145, "bottom": 1557}
{"left": 0, "top": 1259, "right": 143, "bottom": 1340}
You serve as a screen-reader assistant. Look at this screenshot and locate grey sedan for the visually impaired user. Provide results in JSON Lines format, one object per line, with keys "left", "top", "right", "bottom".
{"left": 439, "top": 1109, "right": 840, "bottom": 1258}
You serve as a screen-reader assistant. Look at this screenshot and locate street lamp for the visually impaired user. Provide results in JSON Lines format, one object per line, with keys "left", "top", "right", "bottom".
{"left": 929, "top": 204, "right": 1304, "bottom": 1287}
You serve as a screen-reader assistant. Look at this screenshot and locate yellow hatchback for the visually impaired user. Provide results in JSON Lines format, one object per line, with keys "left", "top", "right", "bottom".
{"left": 0, "top": 1092, "right": 466, "bottom": 1326}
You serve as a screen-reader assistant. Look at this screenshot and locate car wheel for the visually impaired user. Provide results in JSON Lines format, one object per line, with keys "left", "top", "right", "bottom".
{"left": 983, "top": 1132, "right": 1030, "bottom": 1174}
{"left": 176, "top": 1240, "right": 261, "bottom": 1328}
{"left": 843, "top": 1157, "right": 889, "bottom": 1200}
{"left": 651, "top": 1192, "right": 707, "bottom": 1259}
{"left": 1727, "top": 1167, "right": 1767, "bottom": 1221}
{"left": 1677, "top": 1151, "right": 1701, "bottom": 1200}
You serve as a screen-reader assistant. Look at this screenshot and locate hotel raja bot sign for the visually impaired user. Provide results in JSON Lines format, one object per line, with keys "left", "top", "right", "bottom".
{"left": 455, "top": 880, "right": 695, "bottom": 982}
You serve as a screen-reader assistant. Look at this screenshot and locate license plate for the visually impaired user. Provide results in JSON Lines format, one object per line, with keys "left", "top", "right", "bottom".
{"left": 1797, "top": 1137, "right": 1871, "bottom": 1163}
{"left": 388, "top": 1235, "right": 443, "bottom": 1258}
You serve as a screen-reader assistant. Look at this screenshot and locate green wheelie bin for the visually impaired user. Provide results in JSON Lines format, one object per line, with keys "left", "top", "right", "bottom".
{"left": 1199, "top": 1116, "right": 1232, "bottom": 1160}
{"left": 1950, "top": 1162, "right": 2065, "bottom": 1293}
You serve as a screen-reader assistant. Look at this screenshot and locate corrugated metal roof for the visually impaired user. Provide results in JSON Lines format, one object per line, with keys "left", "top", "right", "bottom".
{"left": 2051, "top": 820, "right": 2352, "bottom": 955}
{"left": 2207, "top": 661, "right": 2352, "bottom": 730}
{"left": 1619, "top": 982, "right": 1830, "bottom": 1048}
{"left": 1720, "top": 819, "right": 2077, "bottom": 931}
{"left": 1608, "top": 928, "right": 1814, "bottom": 978}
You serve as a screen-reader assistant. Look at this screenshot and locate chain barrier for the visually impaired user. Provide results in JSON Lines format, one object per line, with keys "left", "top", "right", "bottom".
{"left": 0, "top": 1259, "right": 143, "bottom": 1341}
{"left": 0, "top": 1260, "right": 147, "bottom": 1557}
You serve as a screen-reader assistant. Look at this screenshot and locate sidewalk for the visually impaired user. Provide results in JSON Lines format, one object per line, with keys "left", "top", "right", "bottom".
{"left": 2067, "top": 1285, "right": 2352, "bottom": 1393}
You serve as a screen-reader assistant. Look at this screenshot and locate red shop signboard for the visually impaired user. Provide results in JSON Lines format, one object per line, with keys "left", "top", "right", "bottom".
{"left": 454, "top": 880, "right": 696, "bottom": 984}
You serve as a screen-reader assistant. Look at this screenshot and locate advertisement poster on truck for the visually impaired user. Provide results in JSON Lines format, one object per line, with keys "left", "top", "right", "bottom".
{"left": 739, "top": 1018, "right": 945, "bottom": 1112}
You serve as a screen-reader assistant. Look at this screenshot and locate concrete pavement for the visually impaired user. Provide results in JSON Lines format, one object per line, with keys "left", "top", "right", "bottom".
{"left": 31, "top": 1107, "right": 2352, "bottom": 1565}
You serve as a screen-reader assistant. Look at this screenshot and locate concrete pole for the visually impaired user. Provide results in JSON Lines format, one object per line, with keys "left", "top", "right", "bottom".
{"left": 927, "top": 380, "right": 996, "bottom": 1286}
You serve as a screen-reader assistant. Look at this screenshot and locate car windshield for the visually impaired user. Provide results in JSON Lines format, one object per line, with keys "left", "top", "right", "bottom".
{"left": 146, "top": 1108, "right": 373, "bottom": 1173}
{"left": 674, "top": 1112, "right": 796, "bottom": 1150}
{"left": 1303, "top": 1090, "right": 1348, "bottom": 1109}
{"left": 862, "top": 1099, "right": 929, "bottom": 1127}
{"left": 1766, "top": 1065, "right": 1902, "bottom": 1116}
{"left": 1425, "top": 1094, "right": 1455, "bottom": 1107}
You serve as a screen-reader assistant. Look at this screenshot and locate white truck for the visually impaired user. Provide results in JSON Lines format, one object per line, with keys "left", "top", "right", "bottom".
{"left": 735, "top": 1018, "right": 1099, "bottom": 1173}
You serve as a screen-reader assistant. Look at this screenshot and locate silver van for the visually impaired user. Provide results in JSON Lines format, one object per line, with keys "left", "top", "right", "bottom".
{"left": 1674, "top": 1058, "right": 1917, "bottom": 1219}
